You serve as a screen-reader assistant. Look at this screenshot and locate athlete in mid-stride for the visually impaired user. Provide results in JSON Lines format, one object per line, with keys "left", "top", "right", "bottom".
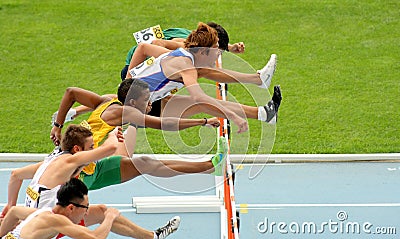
{"left": 124, "top": 22, "right": 282, "bottom": 133}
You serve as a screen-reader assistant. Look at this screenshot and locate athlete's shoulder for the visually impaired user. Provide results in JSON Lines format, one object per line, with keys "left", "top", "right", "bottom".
{"left": 95, "top": 98, "right": 122, "bottom": 111}
{"left": 36, "top": 212, "right": 72, "bottom": 235}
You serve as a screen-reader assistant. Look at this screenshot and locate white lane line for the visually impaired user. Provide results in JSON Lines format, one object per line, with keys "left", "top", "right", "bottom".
{"left": 0, "top": 168, "right": 16, "bottom": 171}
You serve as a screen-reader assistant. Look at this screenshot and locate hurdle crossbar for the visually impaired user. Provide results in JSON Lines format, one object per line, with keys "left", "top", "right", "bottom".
{"left": 132, "top": 195, "right": 222, "bottom": 213}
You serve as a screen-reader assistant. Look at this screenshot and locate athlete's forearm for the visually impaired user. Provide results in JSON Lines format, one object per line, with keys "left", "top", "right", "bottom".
{"left": 73, "top": 105, "right": 92, "bottom": 117}
{"left": 7, "top": 175, "right": 22, "bottom": 207}
{"left": 191, "top": 91, "right": 237, "bottom": 120}
{"left": 0, "top": 212, "right": 19, "bottom": 237}
{"left": 7, "top": 163, "right": 40, "bottom": 207}
{"left": 0, "top": 207, "right": 33, "bottom": 237}
{"left": 152, "top": 39, "right": 183, "bottom": 50}
{"left": 161, "top": 117, "right": 206, "bottom": 131}
{"left": 68, "top": 143, "right": 117, "bottom": 167}
{"left": 92, "top": 214, "right": 117, "bottom": 239}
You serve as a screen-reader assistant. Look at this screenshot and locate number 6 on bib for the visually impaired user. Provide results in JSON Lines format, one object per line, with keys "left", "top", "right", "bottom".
{"left": 133, "top": 25, "right": 164, "bottom": 44}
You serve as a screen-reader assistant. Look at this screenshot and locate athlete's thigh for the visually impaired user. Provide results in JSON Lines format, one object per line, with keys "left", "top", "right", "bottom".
{"left": 84, "top": 156, "right": 123, "bottom": 190}
{"left": 161, "top": 94, "right": 200, "bottom": 117}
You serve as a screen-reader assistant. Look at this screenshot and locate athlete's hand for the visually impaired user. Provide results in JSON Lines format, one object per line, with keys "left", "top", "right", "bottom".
{"left": 232, "top": 116, "right": 248, "bottom": 134}
{"left": 51, "top": 109, "right": 77, "bottom": 125}
{"left": 105, "top": 127, "right": 124, "bottom": 146}
{"left": 204, "top": 117, "right": 220, "bottom": 128}
{"left": 114, "top": 127, "right": 124, "bottom": 143}
{"left": 104, "top": 207, "right": 120, "bottom": 220}
{"left": 50, "top": 126, "right": 62, "bottom": 146}
{"left": 0, "top": 204, "right": 10, "bottom": 218}
{"left": 229, "top": 42, "right": 245, "bottom": 54}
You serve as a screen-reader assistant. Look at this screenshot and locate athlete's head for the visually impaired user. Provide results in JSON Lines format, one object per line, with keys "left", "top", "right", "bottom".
{"left": 184, "top": 22, "right": 219, "bottom": 49}
{"left": 207, "top": 22, "right": 229, "bottom": 52}
{"left": 61, "top": 124, "right": 94, "bottom": 153}
{"left": 56, "top": 178, "right": 89, "bottom": 223}
{"left": 118, "top": 78, "right": 151, "bottom": 114}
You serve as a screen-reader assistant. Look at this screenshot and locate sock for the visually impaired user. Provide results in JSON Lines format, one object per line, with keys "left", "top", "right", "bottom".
{"left": 258, "top": 106, "right": 267, "bottom": 121}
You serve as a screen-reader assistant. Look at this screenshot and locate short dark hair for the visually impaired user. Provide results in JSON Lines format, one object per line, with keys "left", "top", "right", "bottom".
{"left": 61, "top": 125, "right": 93, "bottom": 152}
{"left": 207, "top": 22, "right": 229, "bottom": 51}
{"left": 118, "top": 78, "right": 149, "bottom": 104}
{"left": 56, "top": 178, "right": 88, "bottom": 207}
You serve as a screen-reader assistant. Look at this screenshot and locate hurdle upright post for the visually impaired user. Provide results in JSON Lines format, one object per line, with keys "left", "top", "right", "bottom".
{"left": 215, "top": 54, "right": 240, "bottom": 239}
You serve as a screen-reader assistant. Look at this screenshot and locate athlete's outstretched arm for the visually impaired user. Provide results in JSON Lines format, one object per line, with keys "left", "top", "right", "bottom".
{"left": 51, "top": 208, "right": 120, "bottom": 239}
{"left": 0, "top": 162, "right": 42, "bottom": 218}
{"left": 61, "top": 132, "right": 120, "bottom": 176}
{"left": 84, "top": 204, "right": 155, "bottom": 239}
{"left": 123, "top": 105, "right": 220, "bottom": 130}
{"left": 0, "top": 206, "right": 36, "bottom": 237}
{"left": 152, "top": 39, "right": 184, "bottom": 50}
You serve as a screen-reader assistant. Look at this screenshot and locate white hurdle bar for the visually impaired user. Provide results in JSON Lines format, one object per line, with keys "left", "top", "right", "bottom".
{"left": 132, "top": 195, "right": 223, "bottom": 213}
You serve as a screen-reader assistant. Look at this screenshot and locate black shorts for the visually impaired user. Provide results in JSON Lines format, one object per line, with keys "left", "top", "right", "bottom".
{"left": 121, "top": 65, "right": 129, "bottom": 80}
{"left": 148, "top": 99, "right": 161, "bottom": 117}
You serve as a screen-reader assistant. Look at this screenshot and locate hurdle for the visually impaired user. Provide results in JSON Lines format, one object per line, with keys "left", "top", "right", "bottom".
{"left": 131, "top": 53, "right": 241, "bottom": 239}
{"left": 215, "top": 54, "right": 240, "bottom": 239}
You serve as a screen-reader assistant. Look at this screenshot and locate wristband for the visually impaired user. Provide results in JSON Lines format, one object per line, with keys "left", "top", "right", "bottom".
{"left": 202, "top": 118, "right": 207, "bottom": 126}
{"left": 53, "top": 122, "right": 63, "bottom": 129}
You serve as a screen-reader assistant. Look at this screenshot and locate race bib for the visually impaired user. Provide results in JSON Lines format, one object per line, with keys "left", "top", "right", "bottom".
{"left": 80, "top": 120, "right": 91, "bottom": 130}
{"left": 26, "top": 186, "right": 39, "bottom": 202}
{"left": 5, "top": 233, "right": 17, "bottom": 239}
{"left": 128, "top": 56, "right": 155, "bottom": 77}
{"left": 133, "top": 25, "right": 164, "bottom": 44}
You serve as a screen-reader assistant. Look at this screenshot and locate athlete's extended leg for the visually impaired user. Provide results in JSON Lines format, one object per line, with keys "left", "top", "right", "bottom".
{"left": 119, "top": 139, "right": 228, "bottom": 181}
{"left": 257, "top": 85, "right": 282, "bottom": 124}
{"left": 161, "top": 94, "right": 258, "bottom": 119}
{"left": 197, "top": 54, "right": 277, "bottom": 89}
{"left": 116, "top": 125, "right": 208, "bottom": 181}
{"left": 162, "top": 87, "right": 281, "bottom": 124}
{"left": 122, "top": 155, "right": 212, "bottom": 179}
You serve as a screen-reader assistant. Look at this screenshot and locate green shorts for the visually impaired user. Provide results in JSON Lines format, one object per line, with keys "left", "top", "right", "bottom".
{"left": 79, "top": 155, "right": 122, "bottom": 190}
